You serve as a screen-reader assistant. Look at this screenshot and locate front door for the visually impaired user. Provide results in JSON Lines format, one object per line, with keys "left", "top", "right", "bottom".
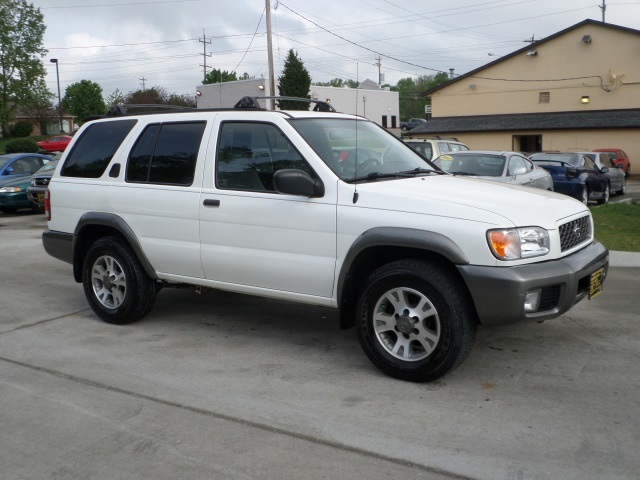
{"left": 199, "top": 120, "right": 337, "bottom": 299}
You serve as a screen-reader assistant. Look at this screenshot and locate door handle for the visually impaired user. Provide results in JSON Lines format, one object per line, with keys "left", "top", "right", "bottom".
{"left": 203, "top": 199, "right": 220, "bottom": 207}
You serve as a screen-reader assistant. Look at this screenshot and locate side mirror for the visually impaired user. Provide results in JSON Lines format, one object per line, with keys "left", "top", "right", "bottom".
{"left": 616, "top": 164, "right": 623, "bottom": 169}
{"left": 511, "top": 166, "right": 527, "bottom": 176}
{"left": 5, "top": 167, "right": 14, "bottom": 174}
{"left": 600, "top": 167, "right": 609, "bottom": 173}
{"left": 273, "top": 169, "right": 325, "bottom": 198}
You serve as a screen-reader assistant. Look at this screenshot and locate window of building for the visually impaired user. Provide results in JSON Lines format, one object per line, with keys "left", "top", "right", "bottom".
{"left": 539, "top": 92, "right": 550, "bottom": 103}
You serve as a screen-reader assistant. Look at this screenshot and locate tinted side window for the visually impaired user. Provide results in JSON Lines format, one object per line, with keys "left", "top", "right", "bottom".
{"left": 61, "top": 120, "right": 137, "bottom": 178}
{"left": 126, "top": 122, "right": 206, "bottom": 186}
{"left": 216, "top": 122, "right": 314, "bottom": 192}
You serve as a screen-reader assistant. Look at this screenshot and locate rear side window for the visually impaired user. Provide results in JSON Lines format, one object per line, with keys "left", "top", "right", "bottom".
{"left": 126, "top": 122, "right": 206, "bottom": 186}
{"left": 61, "top": 120, "right": 137, "bottom": 178}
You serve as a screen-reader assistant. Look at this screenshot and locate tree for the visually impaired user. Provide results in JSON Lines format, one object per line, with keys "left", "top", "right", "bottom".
{"left": 393, "top": 72, "right": 449, "bottom": 120}
{"left": 313, "top": 78, "right": 358, "bottom": 88}
{"left": 105, "top": 88, "right": 125, "bottom": 107}
{"left": 61, "top": 80, "right": 106, "bottom": 124}
{"left": 203, "top": 69, "right": 237, "bottom": 84}
{"left": 277, "top": 49, "right": 311, "bottom": 110}
{"left": 0, "top": 0, "right": 49, "bottom": 137}
{"left": 124, "top": 86, "right": 195, "bottom": 108}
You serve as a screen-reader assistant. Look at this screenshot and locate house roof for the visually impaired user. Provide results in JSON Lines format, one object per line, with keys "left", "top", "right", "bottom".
{"left": 419, "top": 19, "right": 640, "bottom": 98}
{"left": 410, "top": 109, "right": 640, "bottom": 134}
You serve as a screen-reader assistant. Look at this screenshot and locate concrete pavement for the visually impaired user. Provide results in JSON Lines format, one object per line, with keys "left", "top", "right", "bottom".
{"left": 1, "top": 212, "right": 639, "bottom": 480}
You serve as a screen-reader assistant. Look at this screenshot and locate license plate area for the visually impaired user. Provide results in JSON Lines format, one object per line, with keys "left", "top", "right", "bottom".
{"left": 589, "top": 267, "right": 605, "bottom": 299}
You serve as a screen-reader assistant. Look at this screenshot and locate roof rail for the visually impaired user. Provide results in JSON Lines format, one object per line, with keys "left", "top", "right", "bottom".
{"left": 234, "top": 96, "right": 336, "bottom": 112}
{"left": 106, "top": 104, "right": 194, "bottom": 116}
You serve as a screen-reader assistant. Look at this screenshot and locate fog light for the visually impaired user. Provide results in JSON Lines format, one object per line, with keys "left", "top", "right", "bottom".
{"left": 524, "top": 290, "right": 541, "bottom": 312}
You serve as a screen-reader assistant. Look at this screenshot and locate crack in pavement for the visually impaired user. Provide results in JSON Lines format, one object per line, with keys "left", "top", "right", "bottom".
{"left": 0, "top": 354, "right": 474, "bottom": 480}
{"left": 0, "top": 308, "right": 91, "bottom": 335}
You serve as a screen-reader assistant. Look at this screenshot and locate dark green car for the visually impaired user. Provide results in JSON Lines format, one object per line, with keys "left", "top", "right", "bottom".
{"left": 0, "top": 174, "right": 39, "bottom": 213}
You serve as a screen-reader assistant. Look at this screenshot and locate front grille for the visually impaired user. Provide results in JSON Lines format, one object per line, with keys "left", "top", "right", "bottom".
{"left": 559, "top": 215, "right": 591, "bottom": 252}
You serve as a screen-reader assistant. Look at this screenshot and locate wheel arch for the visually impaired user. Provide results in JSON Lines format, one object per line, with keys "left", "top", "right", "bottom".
{"left": 72, "top": 212, "right": 158, "bottom": 282}
{"left": 337, "top": 227, "right": 471, "bottom": 329}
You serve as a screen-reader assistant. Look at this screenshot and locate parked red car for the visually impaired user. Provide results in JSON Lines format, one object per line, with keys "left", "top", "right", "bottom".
{"left": 593, "top": 148, "right": 631, "bottom": 177}
{"left": 37, "top": 135, "right": 72, "bottom": 153}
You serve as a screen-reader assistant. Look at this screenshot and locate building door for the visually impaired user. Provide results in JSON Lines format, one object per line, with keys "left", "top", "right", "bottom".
{"left": 513, "top": 135, "right": 542, "bottom": 154}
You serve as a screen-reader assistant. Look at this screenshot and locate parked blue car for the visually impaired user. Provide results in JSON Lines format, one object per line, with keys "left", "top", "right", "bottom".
{"left": 530, "top": 152, "right": 610, "bottom": 204}
{"left": 0, "top": 153, "right": 52, "bottom": 179}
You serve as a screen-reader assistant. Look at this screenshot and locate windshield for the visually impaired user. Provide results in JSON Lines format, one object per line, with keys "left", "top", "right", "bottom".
{"left": 290, "top": 118, "right": 436, "bottom": 182}
{"left": 35, "top": 159, "right": 59, "bottom": 174}
{"left": 436, "top": 153, "right": 506, "bottom": 176}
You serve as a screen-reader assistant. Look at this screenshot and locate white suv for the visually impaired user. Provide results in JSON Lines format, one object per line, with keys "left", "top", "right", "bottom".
{"left": 42, "top": 97, "right": 609, "bottom": 382}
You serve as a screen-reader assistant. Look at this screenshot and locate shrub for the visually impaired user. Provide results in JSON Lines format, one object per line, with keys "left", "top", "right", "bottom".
{"left": 10, "top": 121, "right": 33, "bottom": 138}
{"left": 5, "top": 138, "right": 39, "bottom": 153}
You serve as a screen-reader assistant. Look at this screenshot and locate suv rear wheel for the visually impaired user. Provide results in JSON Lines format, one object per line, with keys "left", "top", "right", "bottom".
{"left": 356, "top": 259, "right": 477, "bottom": 382}
{"left": 82, "top": 236, "right": 156, "bottom": 324}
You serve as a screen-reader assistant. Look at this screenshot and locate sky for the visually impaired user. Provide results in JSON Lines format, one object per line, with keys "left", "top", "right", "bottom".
{"left": 35, "top": 0, "right": 640, "bottom": 101}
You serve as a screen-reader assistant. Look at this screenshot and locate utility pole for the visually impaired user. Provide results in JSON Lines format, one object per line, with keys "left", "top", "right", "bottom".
{"left": 599, "top": 0, "right": 607, "bottom": 22}
{"left": 265, "top": 0, "right": 276, "bottom": 110}
{"left": 199, "top": 29, "right": 212, "bottom": 82}
{"left": 375, "top": 56, "right": 382, "bottom": 86}
{"left": 139, "top": 76, "right": 147, "bottom": 90}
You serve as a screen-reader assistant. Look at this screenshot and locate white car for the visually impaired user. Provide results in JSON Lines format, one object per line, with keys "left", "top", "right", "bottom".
{"left": 434, "top": 150, "right": 554, "bottom": 191}
{"left": 42, "top": 97, "right": 609, "bottom": 382}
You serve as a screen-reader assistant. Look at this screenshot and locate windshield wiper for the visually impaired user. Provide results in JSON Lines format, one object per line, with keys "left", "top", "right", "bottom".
{"left": 346, "top": 169, "right": 438, "bottom": 183}
{"left": 450, "top": 171, "right": 476, "bottom": 176}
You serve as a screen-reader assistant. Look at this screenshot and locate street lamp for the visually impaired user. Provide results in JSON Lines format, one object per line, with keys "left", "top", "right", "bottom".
{"left": 50, "top": 59, "right": 63, "bottom": 133}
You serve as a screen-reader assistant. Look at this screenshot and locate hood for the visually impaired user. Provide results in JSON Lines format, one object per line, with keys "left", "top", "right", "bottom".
{"left": 0, "top": 175, "right": 31, "bottom": 189}
{"left": 342, "top": 174, "right": 588, "bottom": 229}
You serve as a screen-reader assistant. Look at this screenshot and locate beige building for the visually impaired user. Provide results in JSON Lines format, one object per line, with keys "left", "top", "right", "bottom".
{"left": 412, "top": 19, "right": 640, "bottom": 171}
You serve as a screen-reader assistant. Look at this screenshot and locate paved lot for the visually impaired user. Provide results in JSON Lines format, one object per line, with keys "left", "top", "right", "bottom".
{"left": 1, "top": 212, "right": 639, "bottom": 480}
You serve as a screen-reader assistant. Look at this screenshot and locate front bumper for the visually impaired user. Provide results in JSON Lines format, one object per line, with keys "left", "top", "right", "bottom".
{"left": 457, "top": 242, "right": 609, "bottom": 325}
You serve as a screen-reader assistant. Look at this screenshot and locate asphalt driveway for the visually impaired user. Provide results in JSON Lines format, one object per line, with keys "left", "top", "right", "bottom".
{"left": 1, "top": 212, "right": 639, "bottom": 480}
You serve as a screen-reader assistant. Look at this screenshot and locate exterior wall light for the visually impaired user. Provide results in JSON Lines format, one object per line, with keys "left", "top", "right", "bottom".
{"left": 258, "top": 84, "right": 265, "bottom": 90}
{"left": 581, "top": 96, "right": 590, "bottom": 104}
{"left": 582, "top": 35, "right": 592, "bottom": 44}
{"left": 196, "top": 91, "right": 202, "bottom": 96}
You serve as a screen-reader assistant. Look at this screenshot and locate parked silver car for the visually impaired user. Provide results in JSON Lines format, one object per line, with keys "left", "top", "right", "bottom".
{"left": 434, "top": 151, "right": 554, "bottom": 190}
{"left": 577, "top": 151, "right": 626, "bottom": 195}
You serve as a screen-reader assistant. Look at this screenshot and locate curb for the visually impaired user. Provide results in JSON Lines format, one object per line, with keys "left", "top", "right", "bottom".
{"left": 609, "top": 251, "right": 640, "bottom": 268}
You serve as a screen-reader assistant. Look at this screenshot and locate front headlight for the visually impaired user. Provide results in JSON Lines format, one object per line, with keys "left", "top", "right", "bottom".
{"left": 487, "top": 227, "right": 550, "bottom": 260}
{"left": 0, "top": 186, "right": 22, "bottom": 193}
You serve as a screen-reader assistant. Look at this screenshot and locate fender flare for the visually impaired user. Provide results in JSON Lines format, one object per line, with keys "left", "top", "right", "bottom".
{"left": 72, "top": 212, "right": 158, "bottom": 282}
{"left": 336, "top": 227, "right": 469, "bottom": 304}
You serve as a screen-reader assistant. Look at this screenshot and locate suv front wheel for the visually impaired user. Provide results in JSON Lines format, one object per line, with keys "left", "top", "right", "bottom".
{"left": 356, "top": 259, "right": 477, "bottom": 382}
{"left": 82, "top": 236, "right": 156, "bottom": 324}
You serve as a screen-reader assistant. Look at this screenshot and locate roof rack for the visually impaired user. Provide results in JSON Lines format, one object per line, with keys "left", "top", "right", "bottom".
{"left": 234, "top": 96, "right": 336, "bottom": 112}
{"left": 85, "top": 96, "right": 337, "bottom": 122}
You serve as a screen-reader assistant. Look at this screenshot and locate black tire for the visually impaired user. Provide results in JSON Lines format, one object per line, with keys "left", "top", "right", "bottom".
{"left": 625, "top": 165, "right": 630, "bottom": 178}
{"left": 82, "top": 236, "right": 156, "bottom": 325}
{"left": 597, "top": 183, "right": 610, "bottom": 205}
{"left": 401, "top": 125, "right": 408, "bottom": 132}
{"left": 356, "top": 259, "right": 477, "bottom": 382}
